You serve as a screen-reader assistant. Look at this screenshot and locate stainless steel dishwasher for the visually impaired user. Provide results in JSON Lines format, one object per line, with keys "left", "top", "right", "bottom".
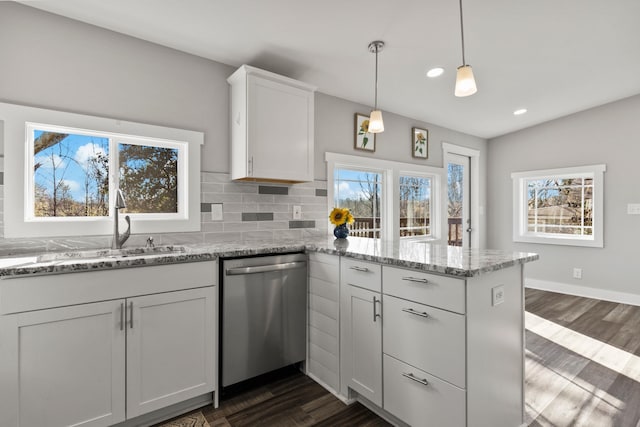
{"left": 221, "top": 253, "right": 307, "bottom": 389}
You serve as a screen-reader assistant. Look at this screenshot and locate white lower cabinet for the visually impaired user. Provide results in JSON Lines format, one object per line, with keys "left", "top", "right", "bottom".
{"left": 307, "top": 253, "right": 341, "bottom": 394}
{"left": 383, "top": 294, "right": 466, "bottom": 388}
{"left": 127, "top": 287, "right": 216, "bottom": 418}
{"left": 337, "top": 260, "right": 525, "bottom": 427}
{"left": 383, "top": 354, "right": 465, "bottom": 427}
{"left": 0, "top": 261, "right": 217, "bottom": 427}
{"left": 7, "top": 300, "right": 126, "bottom": 427}
{"left": 342, "top": 284, "right": 382, "bottom": 406}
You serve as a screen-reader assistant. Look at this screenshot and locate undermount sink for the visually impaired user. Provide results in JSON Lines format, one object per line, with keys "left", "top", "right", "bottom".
{"left": 35, "top": 245, "right": 187, "bottom": 263}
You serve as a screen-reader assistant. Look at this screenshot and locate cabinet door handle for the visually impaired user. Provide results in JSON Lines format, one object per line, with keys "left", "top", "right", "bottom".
{"left": 120, "top": 302, "right": 125, "bottom": 331}
{"left": 373, "top": 296, "right": 381, "bottom": 322}
{"left": 402, "top": 276, "right": 429, "bottom": 284}
{"left": 402, "top": 308, "right": 430, "bottom": 318}
{"left": 402, "top": 372, "right": 429, "bottom": 386}
{"left": 129, "top": 302, "right": 134, "bottom": 329}
{"left": 350, "top": 265, "right": 370, "bottom": 272}
{"left": 248, "top": 156, "right": 254, "bottom": 176}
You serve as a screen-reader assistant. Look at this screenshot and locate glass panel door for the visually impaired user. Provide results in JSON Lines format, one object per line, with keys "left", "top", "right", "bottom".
{"left": 447, "top": 154, "right": 470, "bottom": 247}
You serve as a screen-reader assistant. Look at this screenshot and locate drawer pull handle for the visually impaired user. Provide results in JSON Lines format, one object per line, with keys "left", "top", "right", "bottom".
{"left": 402, "top": 308, "right": 430, "bottom": 318}
{"left": 402, "top": 372, "right": 429, "bottom": 386}
{"left": 120, "top": 302, "right": 125, "bottom": 331}
{"left": 350, "top": 266, "right": 370, "bottom": 272}
{"left": 373, "top": 296, "right": 381, "bottom": 322}
{"left": 402, "top": 276, "right": 429, "bottom": 284}
{"left": 129, "top": 302, "right": 134, "bottom": 329}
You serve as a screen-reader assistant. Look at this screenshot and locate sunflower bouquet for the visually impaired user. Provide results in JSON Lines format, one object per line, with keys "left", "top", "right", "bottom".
{"left": 329, "top": 207, "right": 355, "bottom": 226}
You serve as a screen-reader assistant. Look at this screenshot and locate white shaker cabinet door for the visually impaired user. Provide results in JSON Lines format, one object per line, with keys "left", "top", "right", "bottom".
{"left": 341, "top": 284, "right": 383, "bottom": 406}
{"left": 126, "top": 287, "right": 216, "bottom": 419}
{"left": 1, "top": 300, "right": 126, "bottom": 427}
{"left": 246, "top": 75, "right": 314, "bottom": 182}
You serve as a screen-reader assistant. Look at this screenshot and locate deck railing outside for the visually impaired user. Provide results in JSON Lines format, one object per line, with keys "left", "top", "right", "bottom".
{"left": 347, "top": 217, "right": 463, "bottom": 246}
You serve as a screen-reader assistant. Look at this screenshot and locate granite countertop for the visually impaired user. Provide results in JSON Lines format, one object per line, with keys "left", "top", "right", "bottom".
{"left": 0, "top": 237, "right": 538, "bottom": 279}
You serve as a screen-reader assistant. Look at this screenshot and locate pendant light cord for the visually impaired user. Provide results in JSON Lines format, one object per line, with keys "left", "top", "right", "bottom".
{"left": 459, "top": 0, "right": 466, "bottom": 66}
{"left": 374, "top": 45, "right": 379, "bottom": 110}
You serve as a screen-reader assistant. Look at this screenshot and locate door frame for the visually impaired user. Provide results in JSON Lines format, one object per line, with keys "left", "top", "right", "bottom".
{"left": 442, "top": 143, "right": 480, "bottom": 249}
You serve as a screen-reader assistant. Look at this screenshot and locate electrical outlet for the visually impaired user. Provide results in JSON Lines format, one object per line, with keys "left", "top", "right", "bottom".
{"left": 293, "top": 205, "right": 302, "bottom": 220}
{"left": 573, "top": 268, "right": 582, "bottom": 279}
{"left": 492, "top": 285, "right": 505, "bottom": 306}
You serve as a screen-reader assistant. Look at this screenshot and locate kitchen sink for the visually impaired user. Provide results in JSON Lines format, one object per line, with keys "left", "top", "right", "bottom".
{"left": 35, "top": 245, "right": 187, "bottom": 263}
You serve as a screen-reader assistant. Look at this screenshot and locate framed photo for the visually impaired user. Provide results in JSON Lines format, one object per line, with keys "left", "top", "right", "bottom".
{"left": 412, "top": 127, "right": 428, "bottom": 159}
{"left": 354, "top": 113, "right": 375, "bottom": 152}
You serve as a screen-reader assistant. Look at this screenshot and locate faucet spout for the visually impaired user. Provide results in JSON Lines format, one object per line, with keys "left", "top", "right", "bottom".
{"left": 112, "top": 189, "right": 131, "bottom": 249}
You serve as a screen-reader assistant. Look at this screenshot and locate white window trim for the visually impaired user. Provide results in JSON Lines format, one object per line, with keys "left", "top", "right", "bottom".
{"left": 511, "top": 164, "right": 606, "bottom": 248}
{"left": 1, "top": 102, "right": 203, "bottom": 238}
{"left": 326, "top": 152, "right": 444, "bottom": 242}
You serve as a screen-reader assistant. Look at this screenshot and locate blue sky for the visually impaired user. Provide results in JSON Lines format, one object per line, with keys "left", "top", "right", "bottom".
{"left": 34, "top": 130, "right": 109, "bottom": 201}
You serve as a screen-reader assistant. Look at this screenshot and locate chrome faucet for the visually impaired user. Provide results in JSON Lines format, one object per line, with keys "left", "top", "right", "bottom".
{"left": 112, "top": 189, "right": 131, "bottom": 249}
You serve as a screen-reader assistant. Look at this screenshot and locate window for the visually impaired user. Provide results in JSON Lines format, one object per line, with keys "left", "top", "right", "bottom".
{"left": 334, "top": 168, "right": 382, "bottom": 238}
{"left": 326, "top": 152, "right": 442, "bottom": 242}
{"left": 512, "top": 165, "right": 606, "bottom": 247}
{"left": 29, "top": 124, "right": 183, "bottom": 220}
{"left": 1, "top": 102, "right": 203, "bottom": 238}
{"left": 399, "top": 175, "right": 432, "bottom": 237}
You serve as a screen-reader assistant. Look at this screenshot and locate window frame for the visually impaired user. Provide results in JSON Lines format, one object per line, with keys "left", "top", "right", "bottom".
{"left": 511, "top": 164, "right": 606, "bottom": 248}
{"left": 1, "top": 102, "right": 203, "bottom": 238}
{"left": 326, "top": 152, "right": 443, "bottom": 242}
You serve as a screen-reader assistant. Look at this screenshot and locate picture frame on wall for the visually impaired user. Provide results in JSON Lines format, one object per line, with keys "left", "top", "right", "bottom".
{"left": 412, "top": 127, "right": 428, "bottom": 159}
{"left": 354, "top": 113, "right": 375, "bottom": 152}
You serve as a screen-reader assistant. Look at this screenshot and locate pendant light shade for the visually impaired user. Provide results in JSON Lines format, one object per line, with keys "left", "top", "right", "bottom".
{"left": 455, "top": 65, "right": 477, "bottom": 97}
{"left": 455, "top": 0, "right": 477, "bottom": 97}
{"left": 368, "top": 110, "right": 384, "bottom": 133}
{"left": 368, "top": 40, "right": 385, "bottom": 133}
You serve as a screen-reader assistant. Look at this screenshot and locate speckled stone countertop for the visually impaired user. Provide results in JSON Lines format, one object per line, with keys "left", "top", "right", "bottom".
{"left": 305, "top": 237, "right": 538, "bottom": 277}
{"left": 0, "top": 236, "right": 538, "bottom": 279}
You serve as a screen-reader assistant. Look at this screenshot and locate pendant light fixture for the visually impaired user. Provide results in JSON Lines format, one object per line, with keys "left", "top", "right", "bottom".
{"left": 454, "top": 0, "right": 477, "bottom": 97}
{"left": 368, "top": 40, "right": 385, "bottom": 133}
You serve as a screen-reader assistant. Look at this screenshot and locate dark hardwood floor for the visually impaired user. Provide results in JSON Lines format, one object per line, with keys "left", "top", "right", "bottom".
{"left": 525, "top": 288, "right": 640, "bottom": 426}
{"left": 156, "top": 371, "right": 390, "bottom": 427}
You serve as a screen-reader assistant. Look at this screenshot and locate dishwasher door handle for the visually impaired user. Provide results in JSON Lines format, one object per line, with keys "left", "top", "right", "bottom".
{"left": 225, "top": 261, "right": 307, "bottom": 275}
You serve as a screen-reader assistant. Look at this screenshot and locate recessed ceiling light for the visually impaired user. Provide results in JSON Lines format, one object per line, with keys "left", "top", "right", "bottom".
{"left": 426, "top": 67, "right": 444, "bottom": 78}
{"left": 513, "top": 108, "right": 528, "bottom": 116}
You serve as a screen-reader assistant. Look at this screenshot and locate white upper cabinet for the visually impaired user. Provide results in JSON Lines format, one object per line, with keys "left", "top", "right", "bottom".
{"left": 228, "top": 65, "right": 316, "bottom": 183}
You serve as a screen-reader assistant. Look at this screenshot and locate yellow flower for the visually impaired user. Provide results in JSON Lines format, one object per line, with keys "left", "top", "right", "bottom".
{"left": 361, "top": 119, "right": 369, "bottom": 133}
{"left": 345, "top": 211, "right": 354, "bottom": 225}
{"left": 329, "top": 207, "right": 347, "bottom": 225}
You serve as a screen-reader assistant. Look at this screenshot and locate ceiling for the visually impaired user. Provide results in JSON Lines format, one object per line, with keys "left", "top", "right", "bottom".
{"left": 18, "top": 0, "right": 640, "bottom": 139}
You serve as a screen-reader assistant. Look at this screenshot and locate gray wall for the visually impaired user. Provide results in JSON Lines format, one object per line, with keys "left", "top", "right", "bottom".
{"left": 487, "top": 94, "right": 640, "bottom": 297}
{"left": 0, "top": 2, "right": 488, "bottom": 248}
{"left": 0, "top": 2, "right": 233, "bottom": 173}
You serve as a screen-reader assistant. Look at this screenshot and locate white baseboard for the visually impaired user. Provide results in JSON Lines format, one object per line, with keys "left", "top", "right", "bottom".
{"left": 525, "top": 278, "right": 640, "bottom": 306}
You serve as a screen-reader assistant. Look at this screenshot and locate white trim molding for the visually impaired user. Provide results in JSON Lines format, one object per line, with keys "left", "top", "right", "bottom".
{"left": 442, "top": 142, "right": 481, "bottom": 249}
{"left": 325, "top": 152, "right": 444, "bottom": 242}
{"left": 0, "top": 102, "right": 204, "bottom": 238}
{"left": 511, "top": 164, "right": 606, "bottom": 248}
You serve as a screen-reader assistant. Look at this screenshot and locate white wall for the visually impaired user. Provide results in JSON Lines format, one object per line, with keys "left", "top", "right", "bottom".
{"left": 0, "top": 2, "right": 488, "bottom": 248}
{"left": 487, "top": 94, "right": 640, "bottom": 300}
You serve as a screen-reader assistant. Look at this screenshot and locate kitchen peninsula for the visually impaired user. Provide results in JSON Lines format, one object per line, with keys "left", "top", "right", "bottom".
{"left": 0, "top": 238, "right": 537, "bottom": 427}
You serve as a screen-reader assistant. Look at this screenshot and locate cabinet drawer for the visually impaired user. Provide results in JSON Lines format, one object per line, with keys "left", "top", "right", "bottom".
{"left": 341, "top": 258, "right": 381, "bottom": 293}
{"left": 383, "top": 266, "right": 465, "bottom": 314}
{"left": 383, "top": 295, "right": 465, "bottom": 388}
{"left": 383, "top": 354, "right": 465, "bottom": 427}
